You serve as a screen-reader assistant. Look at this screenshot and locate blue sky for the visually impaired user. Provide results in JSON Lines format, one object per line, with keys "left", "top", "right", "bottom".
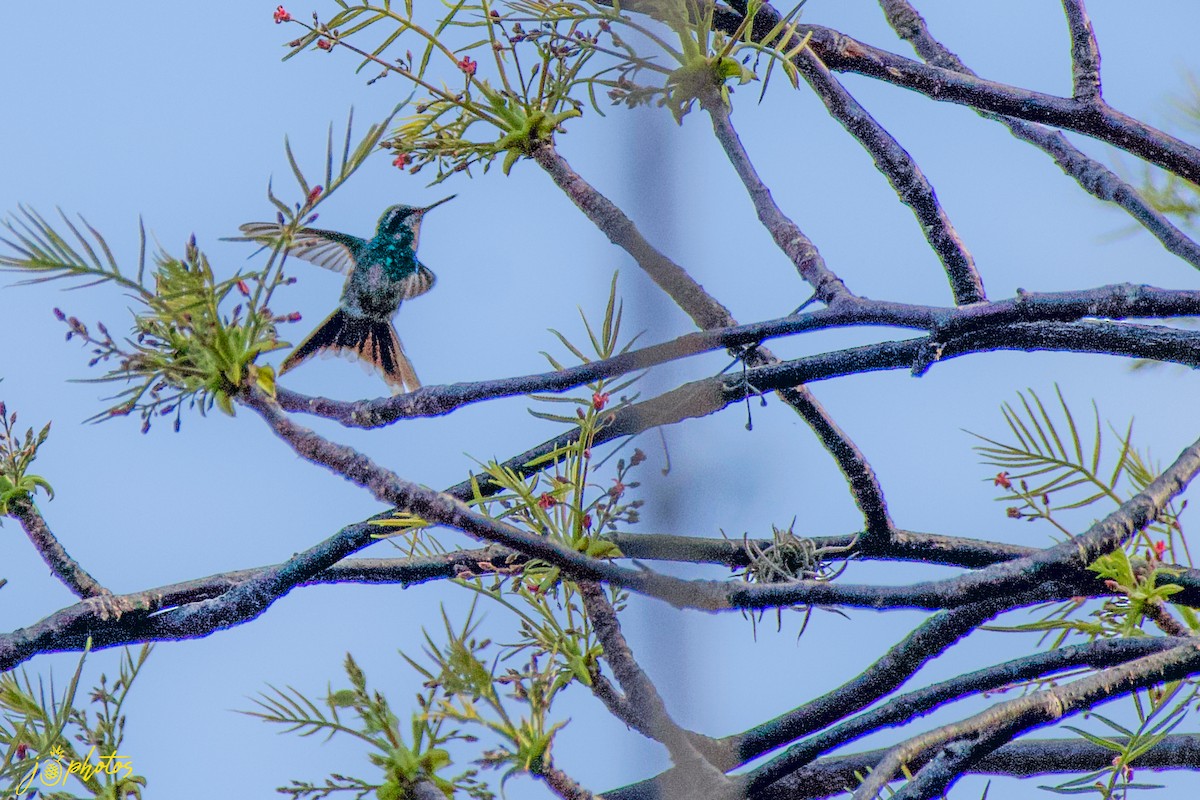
{"left": 2, "top": 2, "right": 1200, "bottom": 797}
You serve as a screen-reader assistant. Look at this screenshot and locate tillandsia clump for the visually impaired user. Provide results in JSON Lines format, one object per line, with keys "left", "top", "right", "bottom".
{"left": 0, "top": 112, "right": 393, "bottom": 433}
{"left": 728, "top": 520, "right": 857, "bottom": 638}
{"left": 273, "top": 0, "right": 809, "bottom": 180}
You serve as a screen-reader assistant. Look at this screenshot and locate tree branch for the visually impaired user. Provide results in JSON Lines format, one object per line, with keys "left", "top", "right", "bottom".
{"left": 1061, "top": 0, "right": 1102, "bottom": 102}
{"left": 716, "top": 4, "right": 1200, "bottom": 184}
{"left": 854, "top": 641, "right": 1200, "bottom": 799}
{"left": 877, "top": 0, "right": 1200, "bottom": 271}
{"left": 745, "top": 636, "right": 1185, "bottom": 795}
{"left": 724, "top": 2, "right": 983, "bottom": 304}
{"left": 700, "top": 93, "right": 851, "bottom": 303}
{"left": 754, "top": 733, "right": 1200, "bottom": 800}
{"left": 273, "top": 285, "right": 1200, "bottom": 428}
{"left": 6, "top": 495, "right": 111, "bottom": 600}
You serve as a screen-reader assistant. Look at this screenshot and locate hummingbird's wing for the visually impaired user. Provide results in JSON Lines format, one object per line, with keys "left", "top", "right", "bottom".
{"left": 397, "top": 263, "right": 436, "bottom": 300}
{"left": 231, "top": 223, "right": 366, "bottom": 274}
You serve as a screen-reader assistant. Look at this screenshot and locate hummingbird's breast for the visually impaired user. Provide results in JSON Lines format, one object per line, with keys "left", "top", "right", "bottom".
{"left": 342, "top": 238, "right": 419, "bottom": 319}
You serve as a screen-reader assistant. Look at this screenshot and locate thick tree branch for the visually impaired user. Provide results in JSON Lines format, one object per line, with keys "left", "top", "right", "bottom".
{"left": 854, "top": 641, "right": 1200, "bottom": 799}
{"left": 605, "top": 587, "right": 1075, "bottom": 798}
{"left": 754, "top": 733, "right": 1200, "bottom": 800}
{"left": 723, "top": 2, "right": 983, "bottom": 304}
{"left": 274, "top": 285, "right": 1200, "bottom": 428}
{"left": 877, "top": 0, "right": 1200, "bottom": 271}
{"left": 745, "top": 636, "right": 1184, "bottom": 796}
{"left": 716, "top": 4, "right": 1200, "bottom": 183}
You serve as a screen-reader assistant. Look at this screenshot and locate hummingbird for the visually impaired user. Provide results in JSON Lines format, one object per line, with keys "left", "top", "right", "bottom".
{"left": 234, "top": 196, "right": 455, "bottom": 393}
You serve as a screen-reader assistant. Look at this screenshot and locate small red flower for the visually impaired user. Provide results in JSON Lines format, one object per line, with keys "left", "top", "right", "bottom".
{"left": 993, "top": 471, "right": 1012, "bottom": 489}
{"left": 458, "top": 56, "right": 477, "bottom": 76}
{"left": 609, "top": 479, "right": 625, "bottom": 499}
{"left": 317, "top": 37, "right": 333, "bottom": 50}
{"left": 286, "top": 312, "right": 302, "bottom": 323}
{"left": 306, "top": 185, "right": 323, "bottom": 205}
{"left": 273, "top": 5, "right": 292, "bottom": 23}
{"left": 592, "top": 391, "right": 610, "bottom": 411}
{"left": 537, "top": 492, "right": 557, "bottom": 510}
{"left": 583, "top": 513, "right": 593, "bottom": 530}
{"left": 1154, "top": 540, "right": 1167, "bottom": 559}
{"left": 1005, "top": 507, "right": 1022, "bottom": 519}
{"left": 237, "top": 279, "right": 250, "bottom": 296}
{"left": 14, "top": 742, "right": 27, "bottom": 760}
{"left": 630, "top": 448, "right": 646, "bottom": 466}
{"left": 393, "top": 153, "right": 410, "bottom": 169}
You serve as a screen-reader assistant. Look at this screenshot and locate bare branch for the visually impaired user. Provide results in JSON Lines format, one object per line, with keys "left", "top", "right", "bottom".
{"left": 858, "top": 640, "right": 1200, "bottom": 798}
{"left": 712, "top": 7, "right": 1200, "bottom": 183}
{"left": 722, "top": 2, "right": 983, "bottom": 304}
{"left": 578, "top": 581, "right": 736, "bottom": 794}
{"left": 745, "top": 636, "right": 1185, "bottom": 795}
{"left": 273, "top": 285, "right": 1200, "bottom": 429}
{"left": 699, "top": 95, "right": 851, "bottom": 303}
{"left": 752, "top": 734, "right": 1200, "bottom": 799}
{"left": 876, "top": 0, "right": 1200, "bottom": 269}
{"left": 1062, "top": 0, "right": 1103, "bottom": 102}
{"left": 6, "top": 495, "right": 110, "bottom": 600}
{"left": 530, "top": 142, "right": 738, "bottom": 331}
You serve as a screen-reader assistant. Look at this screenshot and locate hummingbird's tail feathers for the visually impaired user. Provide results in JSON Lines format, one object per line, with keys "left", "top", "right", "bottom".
{"left": 279, "top": 309, "right": 420, "bottom": 393}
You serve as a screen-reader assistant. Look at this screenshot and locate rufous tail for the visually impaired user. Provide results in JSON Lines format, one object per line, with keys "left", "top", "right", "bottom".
{"left": 279, "top": 309, "right": 420, "bottom": 393}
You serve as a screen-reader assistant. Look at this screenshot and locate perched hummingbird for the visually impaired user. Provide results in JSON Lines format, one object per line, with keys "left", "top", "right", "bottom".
{"left": 235, "top": 196, "right": 455, "bottom": 393}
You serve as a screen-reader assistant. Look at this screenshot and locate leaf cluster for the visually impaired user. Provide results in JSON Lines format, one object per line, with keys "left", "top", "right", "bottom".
{"left": 1045, "top": 683, "right": 1197, "bottom": 799}
{"left": 276, "top": 0, "right": 810, "bottom": 182}
{"left": 0, "top": 643, "right": 150, "bottom": 800}
{"left": 250, "top": 650, "right": 492, "bottom": 800}
{"left": 972, "top": 386, "right": 1186, "bottom": 558}
{"left": 0, "top": 401, "right": 53, "bottom": 515}
{"left": 1, "top": 111, "right": 392, "bottom": 432}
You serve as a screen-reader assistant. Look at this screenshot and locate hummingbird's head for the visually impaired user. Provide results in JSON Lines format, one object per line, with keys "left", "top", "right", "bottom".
{"left": 376, "top": 195, "right": 456, "bottom": 249}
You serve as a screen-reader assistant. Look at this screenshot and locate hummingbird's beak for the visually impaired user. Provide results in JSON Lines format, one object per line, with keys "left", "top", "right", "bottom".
{"left": 419, "top": 195, "right": 456, "bottom": 214}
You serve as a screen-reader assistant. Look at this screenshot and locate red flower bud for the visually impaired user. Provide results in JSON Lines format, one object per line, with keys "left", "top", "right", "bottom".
{"left": 273, "top": 5, "right": 292, "bottom": 23}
